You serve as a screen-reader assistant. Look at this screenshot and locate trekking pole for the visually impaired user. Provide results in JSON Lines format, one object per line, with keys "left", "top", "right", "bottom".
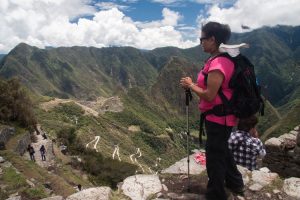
{"left": 185, "top": 89, "right": 192, "bottom": 192}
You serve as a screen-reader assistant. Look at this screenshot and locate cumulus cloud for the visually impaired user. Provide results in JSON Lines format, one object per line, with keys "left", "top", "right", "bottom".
{"left": 197, "top": 0, "right": 300, "bottom": 32}
{"left": 0, "top": 0, "right": 196, "bottom": 53}
{"left": 151, "top": 0, "right": 183, "bottom": 4}
{"left": 95, "top": 2, "right": 130, "bottom": 11}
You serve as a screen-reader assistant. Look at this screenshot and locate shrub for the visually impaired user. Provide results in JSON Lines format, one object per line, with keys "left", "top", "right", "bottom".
{"left": 73, "top": 148, "right": 137, "bottom": 189}
{"left": 57, "top": 126, "right": 76, "bottom": 146}
{"left": 21, "top": 186, "right": 47, "bottom": 200}
{"left": 53, "top": 102, "right": 84, "bottom": 117}
{"left": 0, "top": 77, "right": 37, "bottom": 129}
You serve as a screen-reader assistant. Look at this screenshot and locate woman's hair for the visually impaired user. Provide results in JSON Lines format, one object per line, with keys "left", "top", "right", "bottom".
{"left": 238, "top": 115, "right": 258, "bottom": 132}
{"left": 202, "top": 22, "right": 231, "bottom": 46}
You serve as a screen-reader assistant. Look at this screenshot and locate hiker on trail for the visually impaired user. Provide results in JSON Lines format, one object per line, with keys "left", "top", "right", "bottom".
{"left": 27, "top": 144, "right": 35, "bottom": 162}
{"left": 228, "top": 115, "right": 266, "bottom": 171}
{"left": 42, "top": 132, "right": 47, "bottom": 140}
{"left": 180, "top": 21, "right": 244, "bottom": 200}
{"left": 77, "top": 184, "right": 82, "bottom": 191}
{"left": 40, "top": 145, "right": 46, "bottom": 161}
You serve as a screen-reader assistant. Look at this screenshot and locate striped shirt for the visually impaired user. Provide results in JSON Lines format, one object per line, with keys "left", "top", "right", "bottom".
{"left": 228, "top": 130, "right": 266, "bottom": 170}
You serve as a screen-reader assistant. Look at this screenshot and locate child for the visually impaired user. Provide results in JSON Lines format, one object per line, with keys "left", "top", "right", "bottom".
{"left": 228, "top": 115, "right": 266, "bottom": 171}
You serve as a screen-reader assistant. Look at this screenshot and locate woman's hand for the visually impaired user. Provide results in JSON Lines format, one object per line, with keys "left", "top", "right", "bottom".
{"left": 180, "top": 77, "right": 193, "bottom": 89}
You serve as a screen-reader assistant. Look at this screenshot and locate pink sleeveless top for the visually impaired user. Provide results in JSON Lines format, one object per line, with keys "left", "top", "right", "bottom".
{"left": 197, "top": 56, "right": 237, "bottom": 126}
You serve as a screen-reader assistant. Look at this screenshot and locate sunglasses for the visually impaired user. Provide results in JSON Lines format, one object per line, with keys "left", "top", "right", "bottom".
{"left": 199, "top": 36, "right": 210, "bottom": 43}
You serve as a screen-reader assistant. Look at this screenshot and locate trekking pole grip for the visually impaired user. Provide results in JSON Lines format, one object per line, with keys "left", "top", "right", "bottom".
{"left": 185, "top": 89, "right": 192, "bottom": 106}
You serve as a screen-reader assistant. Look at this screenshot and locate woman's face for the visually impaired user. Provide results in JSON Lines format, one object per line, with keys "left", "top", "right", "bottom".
{"left": 200, "top": 31, "right": 216, "bottom": 54}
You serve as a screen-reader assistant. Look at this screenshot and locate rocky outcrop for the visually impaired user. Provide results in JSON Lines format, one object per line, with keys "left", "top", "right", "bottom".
{"left": 116, "top": 165, "right": 296, "bottom": 200}
{"left": 283, "top": 177, "right": 300, "bottom": 199}
{"left": 65, "top": 187, "right": 111, "bottom": 200}
{"left": 121, "top": 174, "right": 162, "bottom": 200}
{"left": 264, "top": 125, "right": 300, "bottom": 177}
{"left": 161, "top": 150, "right": 206, "bottom": 175}
{"left": 15, "top": 132, "right": 31, "bottom": 155}
{"left": 0, "top": 126, "right": 15, "bottom": 149}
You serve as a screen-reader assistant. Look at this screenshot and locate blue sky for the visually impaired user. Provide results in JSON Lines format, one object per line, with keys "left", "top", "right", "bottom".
{"left": 0, "top": 0, "right": 299, "bottom": 53}
{"left": 96, "top": 1, "right": 206, "bottom": 26}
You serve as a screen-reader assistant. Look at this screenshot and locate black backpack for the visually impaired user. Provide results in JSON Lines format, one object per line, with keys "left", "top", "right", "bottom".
{"left": 215, "top": 53, "right": 264, "bottom": 118}
{"left": 199, "top": 53, "right": 264, "bottom": 144}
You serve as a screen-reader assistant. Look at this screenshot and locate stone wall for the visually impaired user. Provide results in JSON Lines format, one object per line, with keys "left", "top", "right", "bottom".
{"left": 263, "top": 125, "right": 300, "bottom": 178}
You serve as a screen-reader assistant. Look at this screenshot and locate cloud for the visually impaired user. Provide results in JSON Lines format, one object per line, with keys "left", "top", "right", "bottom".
{"left": 151, "top": 0, "right": 235, "bottom": 6}
{"left": 95, "top": 2, "right": 130, "bottom": 11}
{"left": 0, "top": 0, "right": 197, "bottom": 53}
{"left": 193, "top": 0, "right": 236, "bottom": 4}
{"left": 151, "top": 0, "right": 183, "bottom": 4}
{"left": 197, "top": 0, "right": 300, "bottom": 32}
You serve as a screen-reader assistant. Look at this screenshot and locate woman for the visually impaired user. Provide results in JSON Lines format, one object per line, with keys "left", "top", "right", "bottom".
{"left": 180, "top": 22, "right": 244, "bottom": 200}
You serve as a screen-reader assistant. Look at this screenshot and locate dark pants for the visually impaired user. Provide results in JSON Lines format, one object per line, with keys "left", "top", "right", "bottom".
{"left": 205, "top": 120, "right": 244, "bottom": 200}
{"left": 41, "top": 153, "right": 46, "bottom": 161}
{"left": 29, "top": 153, "right": 35, "bottom": 162}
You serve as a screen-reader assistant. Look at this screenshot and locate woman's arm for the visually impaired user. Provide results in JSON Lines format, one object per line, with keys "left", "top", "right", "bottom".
{"left": 180, "top": 70, "right": 224, "bottom": 102}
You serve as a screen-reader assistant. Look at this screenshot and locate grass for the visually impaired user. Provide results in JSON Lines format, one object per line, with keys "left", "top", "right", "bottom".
{"left": 1, "top": 167, "right": 27, "bottom": 192}
{"left": 0, "top": 150, "right": 76, "bottom": 198}
{"left": 21, "top": 186, "right": 47, "bottom": 200}
{"left": 110, "top": 190, "right": 131, "bottom": 200}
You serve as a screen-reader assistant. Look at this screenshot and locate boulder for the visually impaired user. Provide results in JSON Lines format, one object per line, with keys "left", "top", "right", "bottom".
{"left": 251, "top": 168, "right": 278, "bottom": 187}
{"left": 279, "top": 133, "right": 297, "bottom": 141}
{"left": 265, "top": 137, "right": 283, "bottom": 151}
{"left": 283, "top": 177, "right": 300, "bottom": 199}
{"left": 237, "top": 165, "right": 250, "bottom": 185}
{"left": 0, "top": 127, "right": 15, "bottom": 148}
{"left": 66, "top": 187, "right": 111, "bottom": 200}
{"left": 121, "top": 174, "right": 162, "bottom": 200}
{"left": 161, "top": 153, "right": 206, "bottom": 175}
{"left": 0, "top": 156, "right": 5, "bottom": 163}
{"left": 290, "top": 130, "right": 299, "bottom": 136}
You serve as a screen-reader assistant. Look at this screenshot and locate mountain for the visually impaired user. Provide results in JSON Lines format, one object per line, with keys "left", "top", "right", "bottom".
{"left": 0, "top": 25, "right": 299, "bottom": 149}
{"left": 0, "top": 54, "right": 5, "bottom": 61}
{"left": 0, "top": 26, "right": 300, "bottom": 199}
{"left": 0, "top": 43, "right": 159, "bottom": 99}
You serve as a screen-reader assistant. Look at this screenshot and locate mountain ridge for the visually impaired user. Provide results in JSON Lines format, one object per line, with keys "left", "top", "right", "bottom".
{"left": 0, "top": 25, "right": 299, "bottom": 144}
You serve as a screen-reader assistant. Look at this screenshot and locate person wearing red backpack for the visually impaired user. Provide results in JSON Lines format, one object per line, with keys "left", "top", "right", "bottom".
{"left": 180, "top": 21, "right": 244, "bottom": 200}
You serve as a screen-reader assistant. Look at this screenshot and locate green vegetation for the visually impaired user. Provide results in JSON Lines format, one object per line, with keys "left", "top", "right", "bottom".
{"left": 0, "top": 150, "right": 76, "bottom": 198}
{"left": 0, "top": 78, "right": 37, "bottom": 129}
{"left": 1, "top": 167, "right": 27, "bottom": 191}
{"left": 0, "top": 25, "right": 299, "bottom": 198}
{"left": 270, "top": 99, "right": 300, "bottom": 137}
{"left": 21, "top": 186, "right": 47, "bottom": 200}
{"left": 56, "top": 126, "right": 137, "bottom": 189}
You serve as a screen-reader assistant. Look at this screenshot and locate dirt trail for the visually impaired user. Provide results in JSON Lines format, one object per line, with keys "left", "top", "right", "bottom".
{"left": 85, "top": 136, "right": 100, "bottom": 152}
{"left": 40, "top": 98, "right": 99, "bottom": 116}
{"left": 40, "top": 96, "right": 124, "bottom": 117}
{"left": 23, "top": 125, "right": 55, "bottom": 168}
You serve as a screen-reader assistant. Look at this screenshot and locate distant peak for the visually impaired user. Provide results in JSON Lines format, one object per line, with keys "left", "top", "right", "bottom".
{"left": 8, "top": 42, "right": 39, "bottom": 55}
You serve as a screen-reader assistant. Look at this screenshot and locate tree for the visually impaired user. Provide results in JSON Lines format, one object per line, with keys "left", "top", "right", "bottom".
{"left": 0, "top": 77, "right": 37, "bottom": 129}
